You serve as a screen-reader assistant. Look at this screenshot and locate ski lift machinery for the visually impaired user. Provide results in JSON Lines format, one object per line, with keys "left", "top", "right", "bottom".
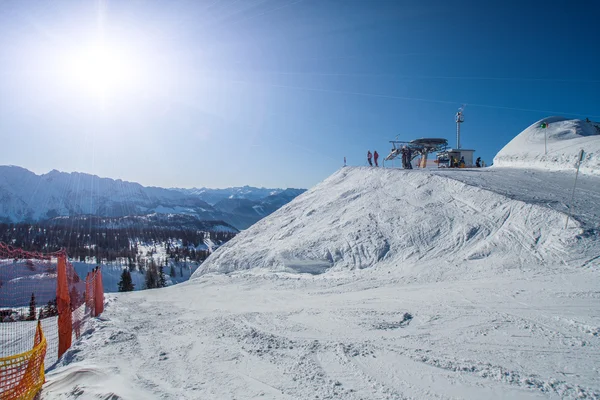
{"left": 384, "top": 137, "right": 448, "bottom": 168}
{"left": 385, "top": 105, "right": 477, "bottom": 168}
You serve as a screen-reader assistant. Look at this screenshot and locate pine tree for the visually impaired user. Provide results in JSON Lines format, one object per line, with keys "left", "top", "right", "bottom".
{"left": 170, "top": 264, "right": 176, "bottom": 277}
{"left": 118, "top": 269, "right": 135, "bottom": 292}
{"left": 144, "top": 260, "right": 159, "bottom": 289}
{"left": 28, "top": 292, "right": 36, "bottom": 321}
{"left": 39, "top": 298, "right": 58, "bottom": 319}
{"left": 144, "top": 268, "right": 156, "bottom": 289}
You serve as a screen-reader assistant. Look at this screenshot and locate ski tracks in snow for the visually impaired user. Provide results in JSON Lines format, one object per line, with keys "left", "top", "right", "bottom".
{"left": 41, "top": 269, "right": 600, "bottom": 399}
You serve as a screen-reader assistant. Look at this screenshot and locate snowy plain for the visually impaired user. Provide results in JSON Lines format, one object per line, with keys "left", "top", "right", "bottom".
{"left": 39, "top": 118, "right": 600, "bottom": 399}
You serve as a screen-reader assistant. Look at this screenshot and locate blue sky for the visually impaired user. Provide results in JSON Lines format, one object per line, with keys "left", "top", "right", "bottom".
{"left": 0, "top": 0, "right": 599, "bottom": 189}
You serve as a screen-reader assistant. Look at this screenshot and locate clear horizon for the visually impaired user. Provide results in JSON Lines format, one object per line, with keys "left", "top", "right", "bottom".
{"left": 1, "top": 0, "right": 599, "bottom": 189}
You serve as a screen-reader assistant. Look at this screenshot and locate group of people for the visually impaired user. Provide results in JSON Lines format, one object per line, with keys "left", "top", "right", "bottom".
{"left": 367, "top": 147, "right": 413, "bottom": 169}
{"left": 366, "top": 150, "right": 379, "bottom": 167}
{"left": 360, "top": 151, "right": 484, "bottom": 169}
{"left": 450, "top": 156, "right": 466, "bottom": 168}
{"left": 449, "top": 156, "right": 484, "bottom": 168}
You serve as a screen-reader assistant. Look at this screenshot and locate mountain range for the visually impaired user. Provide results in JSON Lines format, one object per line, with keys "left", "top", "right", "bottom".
{"left": 0, "top": 166, "right": 305, "bottom": 230}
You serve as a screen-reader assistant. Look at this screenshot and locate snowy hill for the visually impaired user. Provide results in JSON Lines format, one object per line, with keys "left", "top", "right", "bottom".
{"left": 493, "top": 117, "right": 600, "bottom": 174}
{"left": 0, "top": 166, "right": 305, "bottom": 229}
{"left": 194, "top": 167, "right": 599, "bottom": 279}
{"left": 40, "top": 165, "right": 600, "bottom": 400}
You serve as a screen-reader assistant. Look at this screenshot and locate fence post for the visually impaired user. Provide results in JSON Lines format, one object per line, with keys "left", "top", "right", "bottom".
{"left": 94, "top": 268, "right": 104, "bottom": 316}
{"left": 57, "top": 253, "right": 72, "bottom": 359}
{"left": 565, "top": 149, "right": 585, "bottom": 229}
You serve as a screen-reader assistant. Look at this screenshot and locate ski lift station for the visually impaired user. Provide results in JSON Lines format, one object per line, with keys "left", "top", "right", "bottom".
{"left": 385, "top": 106, "right": 477, "bottom": 168}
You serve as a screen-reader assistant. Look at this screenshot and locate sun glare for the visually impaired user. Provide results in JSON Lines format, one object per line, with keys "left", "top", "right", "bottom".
{"left": 65, "top": 41, "right": 138, "bottom": 99}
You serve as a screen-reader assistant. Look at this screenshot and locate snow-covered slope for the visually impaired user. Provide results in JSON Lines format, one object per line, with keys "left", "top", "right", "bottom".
{"left": 493, "top": 117, "right": 600, "bottom": 174}
{"left": 39, "top": 166, "right": 600, "bottom": 400}
{"left": 194, "top": 167, "right": 598, "bottom": 280}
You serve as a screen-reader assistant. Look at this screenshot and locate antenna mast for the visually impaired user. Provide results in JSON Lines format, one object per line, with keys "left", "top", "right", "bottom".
{"left": 455, "top": 105, "right": 465, "bottom": 149}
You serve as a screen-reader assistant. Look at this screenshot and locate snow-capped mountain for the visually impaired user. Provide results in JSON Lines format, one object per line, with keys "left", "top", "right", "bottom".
{"left": 212, "top": 189, "right": 307, "bottom": 217}
{"left": 173, "top": 186, "right": 284, "bottom": 205}
{"left": 0, "top": 166, "right": 305, "bottom": 229}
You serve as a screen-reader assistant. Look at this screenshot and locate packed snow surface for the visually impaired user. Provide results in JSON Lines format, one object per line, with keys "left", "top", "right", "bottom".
{"left": 197, "top": 167, "right": 599, "bottom": 277}
{"left": 493, "top": 117, "right": 600, "bottom": 174}
{"left": 40, "top": 166, "right": 600, "bottom": 399}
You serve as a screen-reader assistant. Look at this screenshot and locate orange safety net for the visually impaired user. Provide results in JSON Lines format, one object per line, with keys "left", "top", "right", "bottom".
{"left": 1, "top": 243, "right": 104, "bottom": 398}
{"left": 0, "top": 321, "right": 46, "bottom": 400}
{"left": 85, "top": 268, "right": 103, "bottom": 317}
{"left": 56, "top": 254, "right": 72, "bottom": 359}
{"left": 94, "top": 269, "right": 104, "bottom": 316}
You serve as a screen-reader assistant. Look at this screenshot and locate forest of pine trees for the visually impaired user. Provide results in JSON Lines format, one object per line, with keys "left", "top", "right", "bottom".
{"left": 142, "top": 260, "right": 168, "bottom": 290}
{"left": 0, "top": 222, "right": 236, "bottom": 266}
{"left": 1, "top": 295, "right": 59, "bottom": 322}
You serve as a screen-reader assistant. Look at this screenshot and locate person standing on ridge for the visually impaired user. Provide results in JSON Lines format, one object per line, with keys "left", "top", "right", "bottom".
{"left": 476, "top": 157, "right": 481, "bottom": 168}
{"left": 367, "top": 150, "right": 373, "bottom": 166}
{"left": 373, "top": 150, "right": 379, "bottom": 167}
{"left": 344, "top": 156, "right": 347, "bottom": 167}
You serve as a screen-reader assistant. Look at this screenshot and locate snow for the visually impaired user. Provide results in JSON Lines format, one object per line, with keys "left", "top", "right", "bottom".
{"left": 493, "top": 117, "right": 600, "bottom": 174}
{"left": 39, "top": 161, "right": 600, "bottom": 399}
{"left": 41, "top": 269, "right": 600, "bottom": 399}
{"left": 195, "top": 167, "right": 598, "bottom": 278}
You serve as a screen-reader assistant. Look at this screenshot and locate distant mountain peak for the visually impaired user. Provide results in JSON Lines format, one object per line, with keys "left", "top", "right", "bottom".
{"left": 0, "top": 165, "right": 306, "bottom": 230}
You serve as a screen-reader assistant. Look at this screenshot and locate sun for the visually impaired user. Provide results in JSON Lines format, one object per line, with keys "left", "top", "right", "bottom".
{"left": 66, "top": 40, "right": 137, "bottom": 99}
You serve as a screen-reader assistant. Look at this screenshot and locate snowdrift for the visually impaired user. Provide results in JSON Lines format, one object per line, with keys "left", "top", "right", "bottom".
{"left": 493, "top": 117, "right": 600, "bottom": 174}
{"left": 193, "top": 167, "right": 594, "bottom": 281}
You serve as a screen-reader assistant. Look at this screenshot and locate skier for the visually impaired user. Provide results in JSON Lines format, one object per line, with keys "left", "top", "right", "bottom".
{"left": 367, "top": 151, "right": 373, "bottom": 166}
{"left": 344, "top": 156, "right": 347, "bottom": 167}
{"left": 401, "top": 147, "right": 407, "bottom": 169}
{"left": 475, "top": 157, "right": 481, "bottom": 168}
{"left": 459, "top": 156, "right": 465, "bottom": 168}
{"left": 406, "top": 148, "right": 413, "bottom": 169}
{"left": 373, "top": 150, "right": 379, "bottom": 167}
